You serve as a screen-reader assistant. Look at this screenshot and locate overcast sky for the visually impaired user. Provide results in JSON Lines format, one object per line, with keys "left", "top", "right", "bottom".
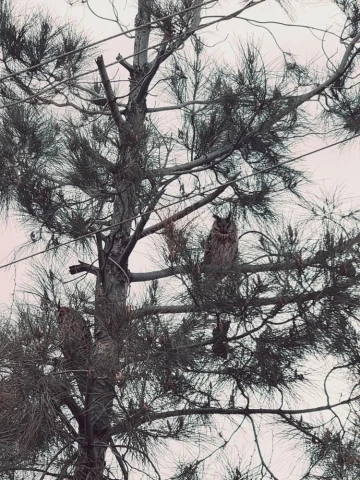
{"left": 1, "top": 0, "right": 359, "bottom": 311}
{"left": 0, "top": 1, "right": 358, "bottom": 477}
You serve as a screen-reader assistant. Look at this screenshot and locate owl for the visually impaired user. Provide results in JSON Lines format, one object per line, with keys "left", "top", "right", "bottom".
{"left": 57, "top": 306, "right": 92, "bottom": 359}
{"left": 203, "top": 214, "right": 238, "bottom": 268}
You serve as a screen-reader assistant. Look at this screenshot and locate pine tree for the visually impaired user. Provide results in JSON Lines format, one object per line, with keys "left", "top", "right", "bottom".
{"left": 1, "top": 0, "right": 360, "bottom": 478}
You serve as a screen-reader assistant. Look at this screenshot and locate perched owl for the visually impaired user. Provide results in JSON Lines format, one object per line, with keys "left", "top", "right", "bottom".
{"left": 57, "top": 306, "right": 92, "bottom": 359}
{"left": 203, "top": 214, "right": 238, "bottom": 268}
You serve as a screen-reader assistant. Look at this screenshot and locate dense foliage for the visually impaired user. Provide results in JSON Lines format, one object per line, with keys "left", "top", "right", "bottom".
{"left": 2, "top": 0, "right": 360, "bottom": 478}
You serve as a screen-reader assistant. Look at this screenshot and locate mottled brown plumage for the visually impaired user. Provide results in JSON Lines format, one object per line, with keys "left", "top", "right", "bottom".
{"left": 57, "top": 306, "right": 92, "bottom": 359}
{"left": 203, "top": 214, "right": 238, "bottom": 268}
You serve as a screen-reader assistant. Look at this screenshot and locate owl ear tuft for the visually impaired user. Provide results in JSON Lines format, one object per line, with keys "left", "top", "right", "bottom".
{"left": 213, "top": 214, "right": 221, "bottom": 222}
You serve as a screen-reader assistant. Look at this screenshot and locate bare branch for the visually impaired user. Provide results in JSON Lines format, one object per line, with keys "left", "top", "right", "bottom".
{"left": 148, "top": 145, "right": 234, "bottom": 178}
{"left": 146, "top": 98, "right": 254, "bottom": 112}
{"left": 69, "top": 261, "right": 99, "bottom": 276}
{"left": 111, "top": 394, "right": 360, "bottom": 436}
{"left": 130, "top": 281, "right": 356, "bottom": 318}
{"left": 116, "top": 54, "right": 135, "bottom": 73}
{"left": 129, "top": 260, "right": 298, "bottom": 282}
{"left": 130, "top": 266, "right": 183, "bottom": 282}
{"left": 95, "top": 55, "right": 130, "bottom": 135}
{"left": 297, "top": 31, "right": 360, "bottom": 101}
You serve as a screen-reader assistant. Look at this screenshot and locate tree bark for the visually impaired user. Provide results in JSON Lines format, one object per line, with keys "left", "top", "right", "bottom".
{"left": 74, "top": 2, "right": 152, "bottom": 477}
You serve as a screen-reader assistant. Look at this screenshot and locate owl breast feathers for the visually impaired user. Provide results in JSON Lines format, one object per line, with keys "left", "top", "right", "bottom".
{"left": 204, "top": 214, "right": 238, "bottom": 267}
{"left": 57, "top": 306, "right": 92, "bottom": 356}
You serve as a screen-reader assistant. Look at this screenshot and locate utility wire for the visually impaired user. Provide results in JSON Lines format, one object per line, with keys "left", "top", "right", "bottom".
{"left": 0, "top": 132, "right": 359, "bottom": 271}
{"left": 0, "top": 0, "right": 216, "bottom": 83}
{"left": 0, "top": 2, "right": 255, "bottom": 111}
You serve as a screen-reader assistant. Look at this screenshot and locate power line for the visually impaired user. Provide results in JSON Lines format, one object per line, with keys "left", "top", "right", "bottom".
{"left": 0, "top": 0, "right": 216, "bottom": 83}
{"left": 0, "top": 3, "right": 251, "bottom": 111}
{"left": 1, "top": 131, "right": 359, "bottom": 271}
{"left": 0, "top": 15, "right": 213, "bottom": 110}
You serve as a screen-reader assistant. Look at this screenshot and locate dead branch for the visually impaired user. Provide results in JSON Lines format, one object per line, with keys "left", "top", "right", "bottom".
{"left": 95, "top": 55, "right": 130, "bottom": 135}
{"left": 69, "top": 261, "right": 99, "bottom": 276}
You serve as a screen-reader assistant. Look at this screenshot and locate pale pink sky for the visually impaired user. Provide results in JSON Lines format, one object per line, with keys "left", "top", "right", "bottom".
{"left": 0, "top": 1, "right": 358, "bottom": 477}
{"left": 1, "top": 0, "right": 358, "bottom": 302}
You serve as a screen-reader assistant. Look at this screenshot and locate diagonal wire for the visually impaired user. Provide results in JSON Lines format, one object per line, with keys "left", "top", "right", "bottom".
{"left": 0, "top": 1, "right": 263, "bottom": 110}
{"left": 0, "top": 131, "right": 359, "bottom": 270}
{"left": 0, "top": 0, "right": 216, "bottom": 83}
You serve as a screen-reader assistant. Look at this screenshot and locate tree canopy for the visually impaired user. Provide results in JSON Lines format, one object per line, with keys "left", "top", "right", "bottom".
{"left": 2, "top": 0, "right": 360, "bottom": 478}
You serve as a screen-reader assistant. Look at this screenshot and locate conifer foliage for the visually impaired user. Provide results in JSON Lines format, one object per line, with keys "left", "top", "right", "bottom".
{"left": 2, "top": 0, "right": 360, "bottom": 478}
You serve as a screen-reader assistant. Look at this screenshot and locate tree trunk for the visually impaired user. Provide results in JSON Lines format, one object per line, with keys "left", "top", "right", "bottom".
{"left": 73, "top": 3, "right": 151, "bottom": 477}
